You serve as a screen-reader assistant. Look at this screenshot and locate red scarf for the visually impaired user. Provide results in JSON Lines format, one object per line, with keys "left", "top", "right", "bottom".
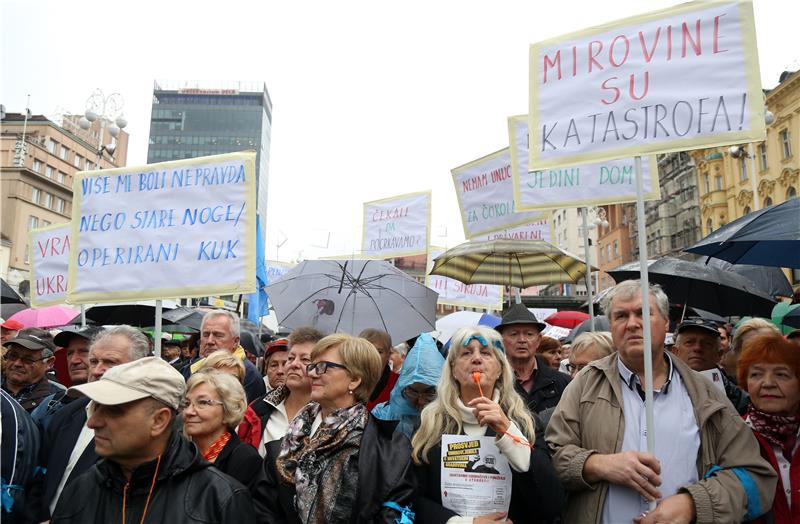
{"left": 202, "top": 431, "right": 231, "bottom": 463}
{"left": 747, "top": 404, "right": 800, "bottom": 460}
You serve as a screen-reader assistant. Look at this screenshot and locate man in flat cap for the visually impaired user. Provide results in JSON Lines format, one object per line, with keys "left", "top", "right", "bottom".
{"left": 2, "top": 332, "right": 64, "bottom": 412}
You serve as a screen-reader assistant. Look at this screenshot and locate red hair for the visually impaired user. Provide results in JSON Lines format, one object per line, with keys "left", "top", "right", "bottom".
{"left": 737, "top": 333, "right": 800, "bottom": 390}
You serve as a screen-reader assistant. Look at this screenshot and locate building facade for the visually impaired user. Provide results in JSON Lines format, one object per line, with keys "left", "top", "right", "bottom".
{"left": 596, "top": 204, "right": 633, "bottom": 291}
{"left": 0, "top": 112, "right": 128, "bottom": 290}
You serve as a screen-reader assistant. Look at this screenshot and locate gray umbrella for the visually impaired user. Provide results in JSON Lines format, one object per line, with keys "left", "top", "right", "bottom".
{"left": 266, "top": 259, "right": 438, "bottom": 344}
{"left": 698, "top": 256, "right": 794, "bottom": 299}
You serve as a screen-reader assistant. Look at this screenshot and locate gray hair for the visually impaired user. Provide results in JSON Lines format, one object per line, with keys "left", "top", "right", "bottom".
{"left": 570, "top": 332, "right": 614, "bottom": 359}
{"left": 600, "top": 279, "right": 669, "bottom": 320}
{"left": 201, "top": 310, "right": 240, "bottom": 338}
{"left": 90, "top": 325, "right": 150, "bottom": 361}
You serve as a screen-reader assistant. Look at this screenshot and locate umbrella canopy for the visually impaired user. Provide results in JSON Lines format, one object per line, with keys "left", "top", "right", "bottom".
{"left": 699, "top": 256, "right": 794, "bottom": 299}
{"left": 685, "top": 197, "right": 800, "bottom": 268}
{"left": 9, "top": 305, "right": 80, "bottom": 329}
{"left": 435, "top": 311, "right": 501, "bottom": 343}
{"left": 607, "top": 257, "right": 776, "bottom": 318}
{"left": 565, "top": 315, "right": 611, "bottom": 343}
{"left": 1, "top": 278, "right": 26, "bottom": 305}
{"left": 545, "top": 310, "right": 590, "bottom": 329}
{"left": 68, "top": 300, "right": 181, "bottom": 328}
{"left": 430, "top": 239, "right": 594, "bottom": 288}
{"left": 162, "top": 306, "right": 205, "bottom": 331}
{"left": 772, "top": 302, "right": 800, "bottom": 332}
{"left": 266, "top": 259, "right": 438, "bottom": 344}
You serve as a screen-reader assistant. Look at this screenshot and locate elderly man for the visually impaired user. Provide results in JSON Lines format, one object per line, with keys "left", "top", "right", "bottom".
{"left": 183, "top": 310, "right": 265, "bottom": 403}
{"left": 673, "top": 318, "right": 749, "bottom": 415}
{"left": 1, "top": 318, "right": 23, "bottom": 343}
{"left": 2, "top": 332, "right": 64, "bottom": 412}
{"left": 50, "top": 357, "right": 255, "bottom": 523}
{"left": 37, "top": 325, "right": 150, "bottom": 521}
{"left": 264, "top": 338, "right": 289, "bottom": 390}
{"left": 495, "top": 303, "right": 570, "bottom": 414}
{"left": 546, "top": 280, "right": 776, "bottom": 524}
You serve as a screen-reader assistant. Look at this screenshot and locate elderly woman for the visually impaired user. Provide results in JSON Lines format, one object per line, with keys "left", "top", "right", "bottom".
{"left": 565, "top": 331, "right": 614, "bottom": 378}
{"left": 372, "top": 333, "right": 445, "bottom": 437}
{"left": 411, "top": 326, "right": 564, "bottom": 524}
{"left": 183, "top": 369, "right": 261, "bottom": 487}
{"left": 253, "top": 333, "right": 415, "bottom": 523}
{"left": 738, "top": 333, "right": 800, "bottom": 524}
{"left": 536, "top": 336, "right": 563, "bottom": 370}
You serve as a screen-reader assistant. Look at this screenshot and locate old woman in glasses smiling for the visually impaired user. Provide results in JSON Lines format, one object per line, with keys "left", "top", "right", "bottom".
{"left": 253, "top": 333, "right": 415, "bottom": 524}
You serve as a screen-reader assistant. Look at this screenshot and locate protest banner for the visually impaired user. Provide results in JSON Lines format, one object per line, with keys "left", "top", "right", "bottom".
{"left": 362, "top": 191, "right": 431, "bottom": 258}
{"left": 266, "top": 260, "right": 296, "bottom": 283}
{"left": 452, "top": 149, "right": 550, "bottom": 238}
{"left": 528, "top": 0, "right": 764, "bottom": 169}
{"left": 477, "top": 218, "right": 552, "bottom": 243}
{"left": 427, "top": 247, "right": 503, "bottom": 310}
{"left": 29, "top": 223, "right": 70, "bottom": 307}
{"left": 67, "top": 152, "right": 257, "bottom": 304}
{"left": 508, "top": 115, "right": 660, "bottom": 211}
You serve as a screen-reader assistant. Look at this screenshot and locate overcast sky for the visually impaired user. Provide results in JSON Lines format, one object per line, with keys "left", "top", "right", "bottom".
{"left": 3, "top": 0, "right": 798, "bottom": 262}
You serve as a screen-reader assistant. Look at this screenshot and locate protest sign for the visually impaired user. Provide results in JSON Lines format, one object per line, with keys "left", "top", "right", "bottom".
{"left": 266, "top": 260, "right": 296, "bottom": 283}
{"left": 426, "top": 247, "right": 503, "bottom": 310}
{"left": 477, "top": 218, "right": 552, "bottom": 243}
{"left": 67, "top": 152, "right": 257, "bottom": 304}
{"left": 528, "top": 0, "right": 764, "bottom": 168}
{"left": 509, "top": 115, "right": 660, "bottom": 211}
{"left": 452, "top": 149, "right": 550, "bottom": 238}
{"left": 29, "top": 223, "right": 70, "bottom": 307}
{"left": 362, "top": 191, "right": 430, "bottom": 258}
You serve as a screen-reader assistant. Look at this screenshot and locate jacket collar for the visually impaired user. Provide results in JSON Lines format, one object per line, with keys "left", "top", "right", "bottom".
{"left": 617, "top": 352, "right": 675, "bottom": 396}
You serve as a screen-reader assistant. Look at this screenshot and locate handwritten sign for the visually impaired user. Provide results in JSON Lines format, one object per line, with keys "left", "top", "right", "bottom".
{"left": 477, "top": 219, "right": 552, "bottom": 243}
{"left": 528, "top": 0, "right": 764, "bottom": 168}
{"left": 509, "top": 115, "right": 660, "bottom": 211}
{"left": 362, "top": 191, "right": 431, "bottom": 258}
{"left": 452, "top": 149, "right": 550, "bottom": 238}
{"left": 29, "top": 223, "right": 71, "bottom": 307}
{"left": 426, "top": 247, "right": 502, "bottom": 310}
{"left": 67, "top": 152, "right": 257, "bottom": 303}
{"left": 266, "top": 260, "right": 295, "bottom": 283}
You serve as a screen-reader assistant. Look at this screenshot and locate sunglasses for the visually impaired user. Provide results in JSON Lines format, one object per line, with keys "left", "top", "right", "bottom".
{"left": 4, "top": 352, "right": 49, "bottom": 364}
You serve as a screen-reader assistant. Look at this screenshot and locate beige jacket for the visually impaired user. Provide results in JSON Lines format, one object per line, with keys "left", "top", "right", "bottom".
{"left": 545, "top": 352, "right": 776, "bottom": 524}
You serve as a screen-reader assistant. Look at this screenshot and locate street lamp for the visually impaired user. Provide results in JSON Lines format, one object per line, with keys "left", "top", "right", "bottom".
{"left": 579, "top": 207, "right": 609, "bottom": 330}
{"left": 728, "top": 109, "right": 775, "bottom": 212}
{"left": 77, "top": 89, "right": 127, "bottom": 168}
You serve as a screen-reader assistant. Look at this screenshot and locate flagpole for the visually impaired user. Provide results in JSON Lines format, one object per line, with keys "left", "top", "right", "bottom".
{"left": 154, "top": 299, "right": 163, "bottom": 359}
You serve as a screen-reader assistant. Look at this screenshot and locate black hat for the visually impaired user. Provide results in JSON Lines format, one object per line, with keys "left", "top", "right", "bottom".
{"left": 675, "top": 318, "right": 721, "bottom": 337}
{"left": 53, "top": 326, "right": 101, "bottom": 348}
{"left": 4, "top": 332, "right": 54, "bottom": 353}
{"left": 494, "top": 303, "right": 546, "bottom": 333}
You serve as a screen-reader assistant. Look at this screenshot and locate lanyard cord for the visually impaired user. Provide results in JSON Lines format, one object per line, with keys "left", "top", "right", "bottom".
{"left": 472, "top": 371, "right": 534, "bottom": 449}
{"left": 121, "top": 454, "right": 162, "bottom": 524}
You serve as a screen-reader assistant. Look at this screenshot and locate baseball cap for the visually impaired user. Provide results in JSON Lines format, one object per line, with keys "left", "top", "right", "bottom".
{"left": 3, "top": 332, "right": 53, "bottom": 353}
{"left": 675, "top": 318, "right": 721, "bottom": 337}
{"left": 53, "top": 326, "right": 101, "bottom": 347}
{"left": 69, "top": 356, "right": 186, "bottom": 410}
{"left": 1, "top": 319, "right": 24, "bottom": 331}
{"left": 266, "top": 338, "right": 289, "bottom": 357}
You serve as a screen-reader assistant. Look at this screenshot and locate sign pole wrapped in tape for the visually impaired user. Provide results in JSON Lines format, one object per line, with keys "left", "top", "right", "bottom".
{"left": 362, "top": 191, "right": 431, "bottom": 259}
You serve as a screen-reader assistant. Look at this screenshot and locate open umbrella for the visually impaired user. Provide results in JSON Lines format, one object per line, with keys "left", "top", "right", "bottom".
{"left": 2, "top": 278, "right": 26, "bottom": 305}
{"left": 67, "top": 300, "right": 181, "bottom": 327}
{"left": 545, "top": 310, "right": 590, "bottom": 329}
{"left": 162, "top": 306, "right": 205, "bottom": 331}
{"left": 565, "top": 315, "right": 611, "bottom": 343}
{"left": 685, "top": 197, "right": 800, "bottom": 268}
{"left": 698, "top": 256, "right": 794, "bottom": 299}
{"left": 772, "top": 302, "right": 800, "bottom": 332}
{"left": 607, "top": 257, "right": 776, "bottom": 318}
{"left": 435, "top": 311, "right": 501, "bottom": 343}
{"left": 9, "top": 305, "right": 80, "bottom": 329}
{"left": 266, "top": 259, "right": 438, "bottom": 344}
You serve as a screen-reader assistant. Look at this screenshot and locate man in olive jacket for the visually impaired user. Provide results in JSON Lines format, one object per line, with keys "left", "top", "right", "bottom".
{"left": 546, "top": 280, "right": 776, "bottom": 524}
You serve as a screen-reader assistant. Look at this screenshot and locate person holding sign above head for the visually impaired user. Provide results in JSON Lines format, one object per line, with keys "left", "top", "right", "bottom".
{"left": 410, "top": 326, "right": 564, "bottom": 524}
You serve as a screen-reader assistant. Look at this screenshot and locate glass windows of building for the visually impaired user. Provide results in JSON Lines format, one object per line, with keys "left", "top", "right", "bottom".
{"left": 74, "top": 154, "right": 83, "bottom": 169}
{"left": 33, "top": 159, "right": 42, "bottom": 173}
{"left": 788, "top": 186, "right": 797, "bottom": 199}
{"left": 758, "top": 143, "right": 768, "bottom": 170}
{"left": 42, "top": 193, "right": 52, "bottom": 208}
{"left": 45, "top": 165, "right": 54, "bottom": 178}
{"left": 42, "top": 220, "right": 51, "bottom": 227}
{"left": 58, "top": 172, "right": 67, "bottom": 184}
{"left": 55, "top": 198, "right": 65, "bottom": 214}
{"left": 28, "top": 216, "right": 39, "bottom": 230}
{"left": 31, "top": 187, "right": 40, "bottom": 203}
{"left": 764, "top": 197, "right": 773, "bottom": 207}
{"left": 715, "top": 175, "right": 723, "bottom": 190}
{"left": 706, "top": 218, "right": 713, "bottom": 233}
{"left": 59, "top": 145, "right": 68, "bottom": 160}
{"left": 703, "top": 174, "right": 710, "bottom": 193}
{"left": 46, "top": 139, "right": 56, "bottom": 154}
{"left": 781, "top": 130, "right": 793, "bottom": 159}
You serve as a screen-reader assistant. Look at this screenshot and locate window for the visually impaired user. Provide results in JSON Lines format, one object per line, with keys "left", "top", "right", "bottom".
{"left": 706, "top": 219, "right": 713, "bottom": 233}
{"left": 45, "top": 165, "right": 54, "bottom": 178}
{"left": 42, "top": 220, "right": 51, "bottom": 227}
{"left": 31, "top": 187, "right": 40, "bottom": 203}
{"left": 28, "top": 216, "right": 39, "bottom": 230}
{"left": 704, "top": 174, "right": 710, "bottom": 193}
{"left": 58, "top": 172, "right": 67, "bottom": 184}
{"left": 788, "top": 186, "right": 797, "bottom": 199}
{"left": 758, "top": 143, "right": 768, "bottom": 170}
{"left": 764, "top": 197, "right": 773, "bottom": 208}
{"left": 55, "top": 198, "right": 65, "bottom": 214}
{"left": 85, "top": 160, "right": 93, "bottom": 171}
{"left": 46, "top": 139, "right": 56, "bottom": 154}
{"left": 781, "top": 130, "right": 793, "bottom": 159}
{"left": 59, "top": 145, "right": 68, "bottom": 160}
{"left": 739, "top": 156, "right": 748, "bottom": 181}
{"left": 73, "top": 154, "right": 83, "bottom": 169}
{"left": 743, "top": 206, "right": 751, "bottom": 215}
{"left": 613, "top": 240, "right": 619, "bottom": 258}
{"left": 42, "top": 193, "right": 52, "bottom": 208}
{"left": 33, "top": 159, "right": 42, "bottom": 173}
{"left": 715, "top": 175, "right": 723, "bottom": 190}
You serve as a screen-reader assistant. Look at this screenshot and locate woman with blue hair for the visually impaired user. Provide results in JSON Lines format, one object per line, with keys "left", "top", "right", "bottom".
{"left": 372, "top": 333, "right": 445, "bottom": 438}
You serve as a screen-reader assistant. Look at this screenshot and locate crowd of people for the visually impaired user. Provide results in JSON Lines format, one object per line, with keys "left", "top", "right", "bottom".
{"left": 1, "top": 279, "right": 799, "bottom": 524}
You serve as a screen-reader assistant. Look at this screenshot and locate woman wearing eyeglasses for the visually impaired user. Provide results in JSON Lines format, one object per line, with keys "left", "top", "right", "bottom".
{"left": 253, "top": 333, "right": 415, "bottom": 524}
{"left": 183, "top": 368, "right": 261, "bottom": 487}
{"left": 410, "top": 326, "right": 564, "bottom": 524}
{"left": 372, "top": 333, "right": 445, "bottom": 438}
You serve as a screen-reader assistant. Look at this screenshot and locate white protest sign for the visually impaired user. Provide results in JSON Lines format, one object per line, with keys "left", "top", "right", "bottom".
{"left": 440, "top": 434, "right": 512, "bottom": 517}
{"left": 68, "top": 152, "right": 257, "bottom": 304}
{"left": 427, "top": 247, "right": 502, "bottom": 310}
{"left": 29, "top": 223, "right": 71, "bottom": 307}
{"left": 266, "top": 260, "right": 295, "bottom": 284}
{"left": 528, "top": 0, "right": 764, "bottom": 168}
{"left": 477, "top": 219, "right": 552, "bottom": 243}
{"left": 508, "top": 115, "right": 660, "bottom": 211}
{"left": 452, "top": 149, "right": 550, "bottom": 238}
{"left": 362, "top": 191, "right": 430, "bottom": 258}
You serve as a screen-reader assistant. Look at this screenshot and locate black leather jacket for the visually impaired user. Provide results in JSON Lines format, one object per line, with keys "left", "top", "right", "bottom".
{"left": 50, "top": 429, "right": 256, "bottom": 524}
{"left": 252, "top": 415, "right": 415, "bottom": 524}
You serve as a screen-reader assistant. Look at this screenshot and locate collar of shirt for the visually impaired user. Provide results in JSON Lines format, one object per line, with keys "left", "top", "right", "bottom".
{"left": 514, "top": 357, "right": 538, "bottom": 391}
{"left": 618, "top": 352, "right": 675, "bottom": 399}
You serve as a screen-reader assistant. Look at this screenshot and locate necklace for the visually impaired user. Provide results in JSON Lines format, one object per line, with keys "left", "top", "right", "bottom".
{"left": 202, "top": 431, "right": 231, "bottom": 462}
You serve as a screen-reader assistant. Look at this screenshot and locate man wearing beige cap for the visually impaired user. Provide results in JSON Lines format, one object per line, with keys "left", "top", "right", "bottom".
{"left": 50, "top": 357, "right": 256, "bottom": 523}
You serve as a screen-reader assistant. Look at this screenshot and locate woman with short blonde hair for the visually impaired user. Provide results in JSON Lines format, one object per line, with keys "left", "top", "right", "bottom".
{"left": 199, "top": 349, "right": 245, "bottom": 383}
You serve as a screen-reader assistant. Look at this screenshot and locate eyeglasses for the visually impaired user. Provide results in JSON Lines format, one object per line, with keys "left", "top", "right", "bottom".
{"left": 565, "top": 362, "right": 586, "bottom": 374}
{"left": 403, "top": 386, "right": 437, "bottom": 401}
{"left": 462, "top": 335, "right": 505, "bottom": 353}
{"left": 306, "top": 361, "right": 349, "bottom": 376}
{"left": 182, "top": 398, "right": 224, "bottom": 411}
{"left": 4, "top": 352, "right": 49, "bottom": 364}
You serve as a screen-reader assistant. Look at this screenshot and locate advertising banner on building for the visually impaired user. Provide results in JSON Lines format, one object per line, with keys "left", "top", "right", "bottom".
{"left": 477, "top": 218, "right": 552, "bottom": 243}
{"left": 29, "top": 223, "right": 71, "bottom": 307}
{"left": 528, "top": 0, "right": 764, "bottom": 168}
{"left": 509, "top": 115, "right": 660, "bottom": 210}
{"left": 67, "top": 152, "right": 257, "bottom": 303}
{"left": 452, "top": 148, "right": 549, "bottom": 238}
{"left": 426, "top": 247, "right": 503, "bottom": 310}
{"left": 362, "top": 191, "right": 431, "bottom": 258}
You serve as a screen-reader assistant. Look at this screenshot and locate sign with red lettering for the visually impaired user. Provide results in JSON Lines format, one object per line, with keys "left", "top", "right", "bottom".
{"left": 426, "top": 247, "right": 502, "bottom": 310}
{"left": 29, "top": 223, "right": 71, "bottom": 307}
{"left": 362, "top": 191, "right": 431, "bottom": 258}
{"left": 528, "top": 0, "right": 764, "bottom": 168}
{"left": 452, "top": 148, "right": 550, "bottom": 238}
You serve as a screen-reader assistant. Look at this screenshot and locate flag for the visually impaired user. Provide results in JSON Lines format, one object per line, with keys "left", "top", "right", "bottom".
{"left": 247, "top": 215, "right": 269, "bottom": 323}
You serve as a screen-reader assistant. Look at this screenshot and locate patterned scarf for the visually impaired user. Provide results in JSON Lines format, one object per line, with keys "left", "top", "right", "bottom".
{"left": 747, "top": 404, "right": 800, "bottom": 460}
{"left": 275, "top": 402, "right": 367, "bottom": 524}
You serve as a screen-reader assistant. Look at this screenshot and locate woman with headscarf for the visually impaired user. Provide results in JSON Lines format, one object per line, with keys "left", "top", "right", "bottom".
{"left": 411, "top": 325, "right": 564, "bottom": 524}
{"left": 253, "top": 333, "right": 415, "bottom": 524}
{"left": 372, "top": 333, "right": 445, "bottom": 438}
{"left": 738, "top": 333, "right": 800, "bottom": 524}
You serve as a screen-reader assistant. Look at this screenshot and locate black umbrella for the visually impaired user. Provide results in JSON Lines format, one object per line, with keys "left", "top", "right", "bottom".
{"left": 1, "top": 278, "right": 27, "bottom": 305}
{"left": 685, "top": 197, "right": 800, "bottom": 268}
{"left": 67, "top": 300, "right": 181, "bottom": 328}
{"left": 565, "top": 315, "right": 610, "bottom": 343}
{"left": 698, "top": 256, "right": 794, "bottom": 299}
{"left": 607, "top": 257, "right": 776, "bottom": 318}
{"left": 162, "top": 307, "right": 204, "bottom": 331}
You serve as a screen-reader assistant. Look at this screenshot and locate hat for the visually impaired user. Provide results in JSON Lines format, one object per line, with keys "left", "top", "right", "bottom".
{"left": 1, "top": 319, "right": 24, "bottom": 331}
{"left": 69, "top": 356, "right": 186, "bottom": 410}
{"left": 3, "top": 332, "right": 53, "bottom": 352}
{"left": 53, "top": 326, "right": 101, "bottom": 348}
{"left": 675, "top": 318, "right": 721, "bottom": 337}
{"left": 494, "top": 303, "right": 546, "bottom": 333}
{"left": 266, "top": 338, "right": 289, "bottom": 357}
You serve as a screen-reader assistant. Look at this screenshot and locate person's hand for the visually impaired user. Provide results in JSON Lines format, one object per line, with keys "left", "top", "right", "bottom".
{"left": 467, "top": 396, "right": 511, "bottom": 434}
{"left": 583, "top": 451, "right": 662, "bottom": 500}
{"left": 473, "top": 512, "right": 512, "bottom": 523}
{"left": 633, "top": 493, "right": 696, "bottom": 524}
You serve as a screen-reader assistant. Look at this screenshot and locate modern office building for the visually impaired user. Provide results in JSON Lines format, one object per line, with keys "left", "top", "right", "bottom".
{"left": 146, "top": 81, "right": 273, "bottom": 242}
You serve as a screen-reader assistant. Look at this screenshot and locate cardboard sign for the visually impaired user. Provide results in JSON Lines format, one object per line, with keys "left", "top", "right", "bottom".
{"left": 426, "top": 247, "right": 503, "bottom": 310}
{"left": 477, "top": 219, "right": 552, "bottom": 243}
{"left": 362, "top": 191, "right": 431, "bottom": 258}
{"left": 29, "top": 223, "right": 71, "bottom": 307}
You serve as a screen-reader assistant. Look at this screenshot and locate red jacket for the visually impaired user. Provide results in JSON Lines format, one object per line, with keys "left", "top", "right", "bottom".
{"left": 367, "top": 367, "right": 398, "bottom": 411}
{"left": 749, "top": 430, "right": 800, "bottom": 524}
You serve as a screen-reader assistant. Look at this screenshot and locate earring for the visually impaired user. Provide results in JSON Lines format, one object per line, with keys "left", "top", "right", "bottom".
{"left": 348, "top": 389, "right": 353, "bottom": 395}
